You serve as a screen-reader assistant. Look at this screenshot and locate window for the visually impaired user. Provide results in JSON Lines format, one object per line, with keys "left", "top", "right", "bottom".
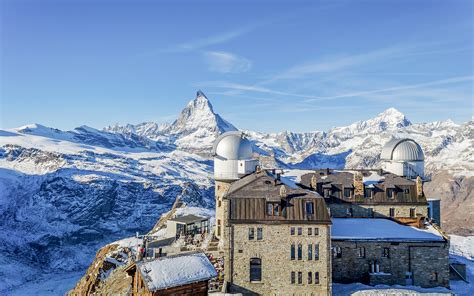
{"left": 364, "top": 188, "right": 372, "bottom": 198}
{"left": 266, "top": 202, "right": 281, "bottom": 216}
{"left": 324, "top": 189, "right": 330, "bottom": 198}
{"left": 370, "top": 261, "right": 380, "bottom": 273}
{"left": 308, "top": 228, "right": 312, "bottom": 235}
{"left": 346, "top": 207, "right": 353, "bottom": 217}
{"left": 266, "top": 203, "right": 273, "bottom": 216}
{"left": 308, "top": 244, "right": 313, "bottom": 260}
{"left": 344, "top": 188, "right": 352, "bottom": 198}
{"left": 382, "top": 247, "right": 390, "bottom": 258}
{"left": 404, "top": 188, "right": 410, "bottom": 195}
{"left": 315, "top": 272, "right": 320, "bottom": 284}
{"left": 297, "top": 244, "right": 302, "bottom": 260}
{"left": 308, "top": 272, "right": 313, "bottom": 284}
{"left": 297, "top": 227, "right": 302, "bottom": 235}
{"left": 368, "top": 208, "right": 374, "bottom": 218}
{"left": 389, "top": 208, "right": 395, "bottom": 218}
{"left": 291, "top": 271, "right": 295, "bottom": 284}
{"left": 358, "top": 247, "right": 366, "bottom": 258}
{"left": 249, "top": 258, "right": 262, "bottom": 282}
{"left": 410, "top": 208, "right": 416, "bottom": 218}
{"left": 248, "top": 227, "right": 254, "bottom": 240}
{"left": 333, "top": 246, "right": 342, "bottom": 258}
{"left": 431, "top": 272, "right": 438, "bottom": 282}
{"left": 298, "top": 272, "right": 302, "bottom": 284}
{"left": 305, "top": 201, "right": 314, "bottom": 215}
{"left": 217, "top": 219, "right": 221, "bottom": 236}
{"left": 290, "top": 244, "right": 295, "bottom": 260}
{"left": 387, "top": 188, "right": 394, "bottom": 198}
{"left": 257, "top": 228, "right": 263, "bottom": 240}
{"left": 217, "top": 200, "right": 221, "bottom": 207}
{"left": 290, "top": 227, "right": 295, "bottom": 235}
{"left": 314, "top": 228, "right": 319, "bottom": 235}
{"left": 315, "top": 243, "right": 320, "bottom": 260}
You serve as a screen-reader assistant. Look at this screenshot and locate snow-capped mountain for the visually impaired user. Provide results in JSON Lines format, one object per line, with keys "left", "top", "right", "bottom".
{"left": 0, "top": 90, "right": 472, "bottom": 294}
{"left": 105, "top": 91, "right": 237, "bottom": 154}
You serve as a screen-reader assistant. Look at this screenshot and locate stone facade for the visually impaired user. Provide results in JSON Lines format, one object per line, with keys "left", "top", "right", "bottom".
{"left": 215, "top": 180, "right": 231, "bottom": 239}
{"left": 328, "top": 203, "right": 428, "bottom": 219}
{"left": 332, "top": 240, "right": 449, "bottom": 288}
{"left": 224, "top": 221, "right": 331, "bottom": 295}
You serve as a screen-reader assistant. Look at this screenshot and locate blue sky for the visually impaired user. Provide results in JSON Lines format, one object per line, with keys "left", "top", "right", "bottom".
{"left": 1, "top": 0, "right": 473, "bottom": 132}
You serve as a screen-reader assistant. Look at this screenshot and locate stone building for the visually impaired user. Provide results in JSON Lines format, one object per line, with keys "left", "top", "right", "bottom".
{"left": 331, "top": 218, "right": 449, "bottom": 288}
{"left": 296, "top": 169, "right": 428, "bottom": 224}
{"left": 212, "top": 134, "right": 449, "bottom": 293}
{"left": 213, "top": 132, "right": 332, "bottom": 295}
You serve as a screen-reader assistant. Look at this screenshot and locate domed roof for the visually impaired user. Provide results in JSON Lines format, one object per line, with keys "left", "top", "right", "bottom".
{"left": 381, "top": 138, "right": 424, "bottom": 161}
{"left": 212, "top": 131, "right": 253, "bottom": 160}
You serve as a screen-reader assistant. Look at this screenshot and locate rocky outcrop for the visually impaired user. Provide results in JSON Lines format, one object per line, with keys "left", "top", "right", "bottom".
{"left": 424, "top": 171, "right": 474, "bottom": 236}
{"left": 69, "top": 243, "right": 132, "bottom": 295}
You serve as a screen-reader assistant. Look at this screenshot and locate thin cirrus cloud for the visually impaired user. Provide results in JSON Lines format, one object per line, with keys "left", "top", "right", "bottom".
{"left": 198, "top": 75, "right": 473, "bottom": 102}
{"left": 203, "top": 51, "right": 252, "bottom": 73}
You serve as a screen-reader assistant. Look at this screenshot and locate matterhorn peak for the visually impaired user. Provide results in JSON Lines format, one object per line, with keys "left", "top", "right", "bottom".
{"left": 165, "top": 91, "right": 236, "bottom": 137}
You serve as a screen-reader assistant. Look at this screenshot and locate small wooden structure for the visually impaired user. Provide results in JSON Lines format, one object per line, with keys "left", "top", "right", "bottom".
{"left": 125, "top": 252, "right": 217, "bottom": 296}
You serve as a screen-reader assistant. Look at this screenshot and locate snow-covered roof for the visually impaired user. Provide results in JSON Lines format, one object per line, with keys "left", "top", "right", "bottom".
{"left": 331, "top": 218, "right": 444, "bottom": 242}
{"left": 137, "top": 252, "right": 217, "bottom": 291}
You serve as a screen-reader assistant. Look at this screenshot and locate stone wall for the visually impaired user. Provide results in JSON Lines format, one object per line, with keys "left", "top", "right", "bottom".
{"left": 332, "top": 240, "right": 449, "bottom": 288}
{"left": 328, "top": 203, "right": 428, "bottom": 219}
{"left": 215, "top": 181, "right": 231, "bottom": 239}
{"left": 224, "top": 221, "right": 331, "bottom": 295}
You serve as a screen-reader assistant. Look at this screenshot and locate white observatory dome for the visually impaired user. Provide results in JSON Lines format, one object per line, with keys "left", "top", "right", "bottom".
{"left": 212, "top": 131, "right": 253, "bottom": 160}
{"left": 381, "top": 138, "right": 424, "bottom": 161}
{"left": 212, "top": 131, "right": 258, "bottom": 181}
{"left": 381, "top": 138, "right": 424, "bottom": 178}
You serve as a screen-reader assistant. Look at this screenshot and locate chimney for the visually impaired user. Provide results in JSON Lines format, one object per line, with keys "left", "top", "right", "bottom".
{"left": 310, "top": 174, "right": 318, "bottom": 190}
{"left": 353, "top": 172, "right": 364, "bottom": 196}
{"left": 416, "top": 176, "right": 423, "bottom": 197}
{"left": 280, "top": 185, "right": 287, "bottom": 198}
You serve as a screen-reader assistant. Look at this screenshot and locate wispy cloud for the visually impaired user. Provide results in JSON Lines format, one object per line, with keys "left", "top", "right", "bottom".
{"left": 197, "top": 75, "right": 473, "bottom": 104}
{"left": 203, "top": 51, "right": 252, "bottom": 73}
{"left": 136, "top": 25, "right": 258, "bottom": 58}
{"left": 304, "top": 75, "right": 474, "bottom": 102}
{"left": 263, "top": 46, "right": 405, "bottom": 83}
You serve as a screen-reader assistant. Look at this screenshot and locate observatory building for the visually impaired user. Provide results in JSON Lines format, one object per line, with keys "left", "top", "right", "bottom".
{"left": 381, "top": 138, "right": 425, "bottom": 179}
{"left": 212, "top": 131, "right": 259, "bottom": 239}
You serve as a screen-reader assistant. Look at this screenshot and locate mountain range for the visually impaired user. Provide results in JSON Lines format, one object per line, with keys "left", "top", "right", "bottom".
{"left": 0, "top": 90, "right": 472, "bottom": 294}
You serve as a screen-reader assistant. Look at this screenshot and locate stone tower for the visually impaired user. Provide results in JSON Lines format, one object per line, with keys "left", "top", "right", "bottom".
{"left": 211, "top": 131, "right": 258, "bottom": 239}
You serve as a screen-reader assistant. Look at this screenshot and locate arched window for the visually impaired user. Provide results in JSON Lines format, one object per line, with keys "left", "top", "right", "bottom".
{"left": 250, "top": 258, "right": 262, "bottom": 282}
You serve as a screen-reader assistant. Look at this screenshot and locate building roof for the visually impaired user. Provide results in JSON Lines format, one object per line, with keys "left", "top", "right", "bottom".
{"left": 225, "top": 170, "right": 331, "bottom": 223}
{"left": 212, "top": 131, "right": 253, "bottom": 160}
{"left": 137, "top": 252, "right": 217, "bottom": 291}
{"left": 331, "top": 218, "right": 444, "bottom": 242}
{"left": 169, "top": 214, "right": 209, "bottom": 224}
{"left": 381, "top": 138, "right": 424, "bottom": 161}
{"left": 290, "top": 169, "right": 427, "bottom": 205}
{"left": 147, "top": 237, "right": 176, "bottom": 249}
